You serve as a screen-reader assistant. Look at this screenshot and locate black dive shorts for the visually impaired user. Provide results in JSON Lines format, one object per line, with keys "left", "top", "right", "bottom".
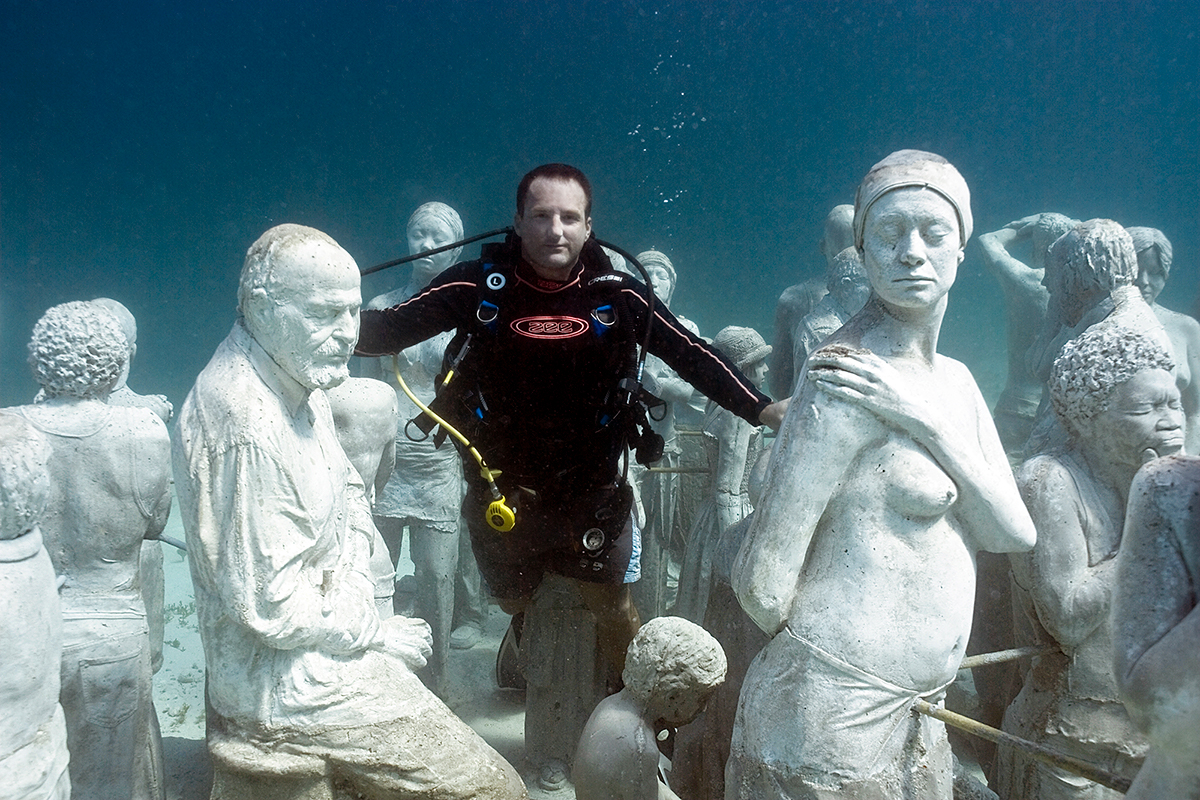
{"left": 464, "top": 481, "right": 641, "bottom": 601}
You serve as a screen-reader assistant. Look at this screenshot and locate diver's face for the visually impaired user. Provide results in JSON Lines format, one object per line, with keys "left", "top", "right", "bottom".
{"left": 408, "top": 218, "right": 459, "bottom": 288}
{"left": 247, "top": 240, "right": 361, "bottom": 391}
{"left": 861, "top": 188, "right": 963, "bottom": 312}
{"left": 1134, "top": 250, "right": 1167, "bottom": 305}
{"left": 514, "top": 177, "right": 592, "bottom": 281}
{"left": 1085, "top": 368, "right": 1184, "bottom": 468}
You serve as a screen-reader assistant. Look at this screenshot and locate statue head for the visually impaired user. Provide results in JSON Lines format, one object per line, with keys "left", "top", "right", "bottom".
{"left": 819, "top": 204, "right": 855, "bottom": 266}
{"left": 1046, "top": 219, "right": 1138, "bottom": 327}
{"left": 1029, "top": 213, "right": 1078, "bottom": 271}
{"left": 27, "top": 301, "right": 127, "bottom": 400}
{"left": 0, "top": 414, "right": 51, "bottom": 541}
{"left": 406, "top": 202, "right": 464, "bottom": 289}
{"left": 238, "top": 224, "right": 361, "bottom": 392}
{"left": 853, "top": 150, "right": 972, "bottom": 252}
{"left": 714, "top": 325, "right": 771, "bottom": 389}
{"left": 622, "top": 616, "right": 726, "bottom": 727}
{"left": 1051, "top": 325, "right": 1182, "bottom": 467}
{"left": 854, "top": 151, "right": 970, "bottom": 311}
{"left": 91, "top": 298, "right": 137, "bottom": 388}
{"left": 1127, "top": 226, "right": 1173, "bottom": 306}
{"left": 826, "top": 246, "right": 871, "bottom": 317}
{"left": 636, "top": 249, "right": 676, "bottom": 308}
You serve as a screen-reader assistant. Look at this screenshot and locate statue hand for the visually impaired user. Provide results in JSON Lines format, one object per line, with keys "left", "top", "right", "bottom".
{"left": 807, "top": 349, "right": 933, "bottom": 437}
{"left": 379, "top": 615, "right": 433, "bottom": 670}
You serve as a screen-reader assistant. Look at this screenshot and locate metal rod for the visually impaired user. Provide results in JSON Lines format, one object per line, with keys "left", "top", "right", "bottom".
{"left": 155, "top": 533, "right": 188, "bottom": 552}
{"left": 958, "top": 645, "right": 1054, "bottom": 670}
{"left": 646, "top": 467, "right": 711, "bottom": 474}
{"left": 912, "top": 700, "right": 1132, "bottom": 793}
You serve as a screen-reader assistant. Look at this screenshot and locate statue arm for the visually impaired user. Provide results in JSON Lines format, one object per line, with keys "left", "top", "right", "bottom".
{"left": 1018, "top": 458, "right": 1112, "bottom": 648}
{"left": 731, "top": 385, "right": 860, "bottom": 636}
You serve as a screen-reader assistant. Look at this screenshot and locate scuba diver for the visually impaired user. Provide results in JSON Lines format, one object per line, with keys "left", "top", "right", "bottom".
{"left": 356, "top": 163, "right": 787, "bottom": 680}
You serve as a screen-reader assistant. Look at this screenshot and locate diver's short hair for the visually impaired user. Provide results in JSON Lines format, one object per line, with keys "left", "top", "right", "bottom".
{"left": 1127, "top": 226, "right": 1174, "bottom": 279}
{"left": 1050, "top": 325, "right": 1174, "bottom": 436}
{"left": 622, "top": 617, "right": 726, "bottom": 704}
{"left": 516, "top": 164, "right": 593, "bottom": 218}
{"left": 27, "top": 301, "right": 127, "bottom": 399}
{"left": 0, "top": 414, "right": 51, "bottom": 541}
{"left": 1049, "top": 219, "right": 1138, "bottom": 298}
{"left": 237, "top": 223, "right": 343, "bottom": 318}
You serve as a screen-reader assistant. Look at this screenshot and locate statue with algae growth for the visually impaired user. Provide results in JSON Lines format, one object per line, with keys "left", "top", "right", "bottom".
{"left": 172, "top": 224, "right": 525, "bottom": 799}
{"left": 997, "top": 324, "right": 1182, "bottom": 799}
{"left": 1114, "top": 454, "right": 1200, "bottom": 800}
{"left": 0, "top": 415, "right": 71, "bottom": 800}
{"left": 10, "top": 301, "right": 173, "bottom": 800}
{"left": 729, "top": 150, "right": 1036, "bottom": 800}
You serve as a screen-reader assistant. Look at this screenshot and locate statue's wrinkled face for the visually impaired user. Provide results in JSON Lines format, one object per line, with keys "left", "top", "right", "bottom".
{"left": 408, "top": 217, "right": 460, "bottom": 289}
{"left": 861, "top": 187, "right": 963, "bottom": 311}
{"left": 248, "top": 239, "right": 361, "bottom": 391}
{"left": 1086, "top": 368, "right": 1184, "bottom": 467}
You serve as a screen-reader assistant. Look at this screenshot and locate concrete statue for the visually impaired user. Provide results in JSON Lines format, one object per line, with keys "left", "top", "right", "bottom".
{"left": 674, "top": 325, "right": 769, "bottom": 625}
{"left": 172, "top": 223, "right": 525, "bottom": 799}
{"left": 769, "top": 204, "right": 854, "bottom": 399}
{"left": 573, "top": 616, "right": 726, "bottom": 800}
{"left": 1128, "top": 226, "right": 1200, "bottom": 454}
{"left": 326, "top": 376, "right": 402, "bottom": 618}
{"left": 629, "top": 249, "right": 698, "bottom": 620}
{"left": 729, "top": 150, "right": 1037, "bottom": 799}
{"left": 996, "top": 324, "right": 1183, "bottom": 799}
{"left": 11, "top": 300, "right": 173, "bottom": 800}
{"left": 791, "top": 245, "right": 871, "bottom": 384}
{"left": 0, "top": 414, "right": 71, "bottom": 799}
{"left": 363, "top": 202, "right": 488, "bottom": 687}
{"left": 977, "top": 212, "right": 1077, "bottom": 452}
{"left": 1113, "top": 454, "right": 1200, "bottom": 800}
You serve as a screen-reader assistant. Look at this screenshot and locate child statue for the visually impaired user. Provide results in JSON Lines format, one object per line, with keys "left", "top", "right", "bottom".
{"left": 573, "top": 616, "right": 726, "bottom": 800}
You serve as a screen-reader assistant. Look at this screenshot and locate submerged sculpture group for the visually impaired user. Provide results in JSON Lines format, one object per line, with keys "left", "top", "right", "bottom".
{"left": 1, "top": 151, "right": 1196, "bottom": 800}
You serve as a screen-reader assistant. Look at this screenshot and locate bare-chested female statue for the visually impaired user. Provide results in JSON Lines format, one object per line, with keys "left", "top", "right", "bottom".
{"left": 996, "top": 325, "right": 1182, "bottom": 799}
{"left": 728, "top": 150, "right": 1036, "bottom": 800}
{"left": 1114, "top": 454, "right": 1200, "bottom": 800}
{"left": 1128, "top": 226, "right": 1200, "bottom": 454}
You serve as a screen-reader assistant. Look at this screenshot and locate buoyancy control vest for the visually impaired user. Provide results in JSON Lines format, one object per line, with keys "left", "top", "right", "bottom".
{"left": 421, "top": 235, "right": 659, "bottom": 495}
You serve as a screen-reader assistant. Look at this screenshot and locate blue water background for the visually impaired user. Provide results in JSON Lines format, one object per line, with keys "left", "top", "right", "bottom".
{"left": 2, "top": 0, "right": 1197, "bottom": 407}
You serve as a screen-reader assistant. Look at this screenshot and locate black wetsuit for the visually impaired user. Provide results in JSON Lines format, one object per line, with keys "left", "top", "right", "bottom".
{"left": 356, "top": 236, "right": 769, "bottom": 596}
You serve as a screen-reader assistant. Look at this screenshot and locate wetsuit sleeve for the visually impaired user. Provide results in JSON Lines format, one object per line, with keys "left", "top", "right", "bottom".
{"left": 355, "top": 262, "right": 479, "bottom": 356}
{"left": 618, "top": 282, "right": 770, "bottom": 425}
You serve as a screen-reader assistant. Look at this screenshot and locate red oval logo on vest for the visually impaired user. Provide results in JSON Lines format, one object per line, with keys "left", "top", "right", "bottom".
{"left": 511, "top": 316, "right": 589, "bottom": 339}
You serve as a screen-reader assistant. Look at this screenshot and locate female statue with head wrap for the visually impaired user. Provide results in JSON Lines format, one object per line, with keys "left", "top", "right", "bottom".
{"left": 728, "top": 151, "right": 1036, "bottom": 799}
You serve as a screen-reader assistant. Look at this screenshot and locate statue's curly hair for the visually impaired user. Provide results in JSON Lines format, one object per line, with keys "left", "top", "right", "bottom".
{"left": 27, "top": 301, "right": 126, "bottom": 399}
{"left": 1051, "top": 325, "right": 1174, "bottom": 436}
